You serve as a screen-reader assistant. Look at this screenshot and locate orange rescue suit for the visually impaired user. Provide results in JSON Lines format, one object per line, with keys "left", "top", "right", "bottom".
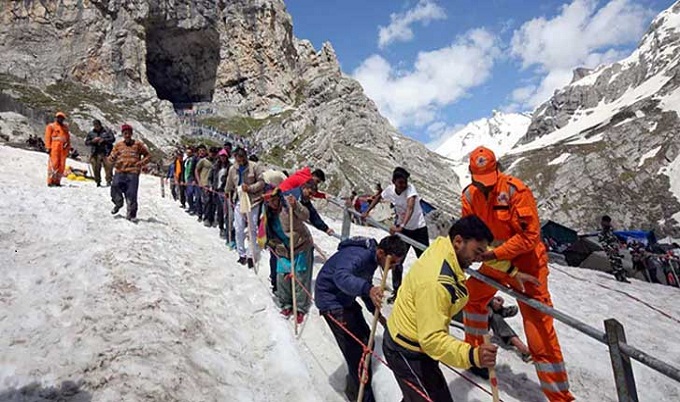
{"left": 45, "top": 122, "right": 70, "bottom": 185}
{"left": 462, "top": 173, "right": 575, "bottom": 402}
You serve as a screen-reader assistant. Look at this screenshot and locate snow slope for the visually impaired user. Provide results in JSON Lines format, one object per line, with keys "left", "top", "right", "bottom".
{"left": 435, "top": 112, "right": 531, "bottom": 162}
{"left": 0, "top": 146, "right": 326, "bottom": 402}
{"left": 2, "top": 145, "right": 680, "bottom": 401}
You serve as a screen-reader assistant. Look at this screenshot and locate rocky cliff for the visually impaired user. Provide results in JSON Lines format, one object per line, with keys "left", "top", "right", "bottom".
{"left": 504, "top": 1, "right": 680, "bottom": 237}
{"left": 0, "top": 0, "right": 459, "bottom": 214}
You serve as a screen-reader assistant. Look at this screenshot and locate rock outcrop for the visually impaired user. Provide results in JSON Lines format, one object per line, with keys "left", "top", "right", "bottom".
{"left": 505, "top": 1, "right": 680, "bottom": 236}
{"left": 0, "top": 0, "right": 459, "bottom": 213}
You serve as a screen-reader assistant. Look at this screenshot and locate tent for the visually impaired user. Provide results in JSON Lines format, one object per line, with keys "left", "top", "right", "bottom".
{"left": 563, "top": 238, "right": 603, "bottom": 267}
{"left": 419, "top": 199, "right": 436, "bottom": 215}
{"left": 613, "top": 230, "right": 657, "bottom": 245}
{"left": 541, "top": 220, "right": 578, "bottom": 251}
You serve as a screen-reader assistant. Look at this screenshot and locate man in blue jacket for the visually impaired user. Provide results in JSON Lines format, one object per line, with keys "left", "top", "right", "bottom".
{"left": 315, "top": 235, "right": 409, "bottom": 402}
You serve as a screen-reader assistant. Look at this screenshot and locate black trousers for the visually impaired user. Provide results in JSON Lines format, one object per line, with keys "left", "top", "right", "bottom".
{"left": 216, "top": 193, "right": 225, "bottom": 230}
{"left": 383, "top": 329, "right": 452, "bottom": 402}
{"left": 393, "top": 226, "right": 430, "bottom": 292}
{"left": 111, "top": 173, "right": 140, "bottom": 219}
{"left": 322, "top": 303, "right": 375, "bottom": 402}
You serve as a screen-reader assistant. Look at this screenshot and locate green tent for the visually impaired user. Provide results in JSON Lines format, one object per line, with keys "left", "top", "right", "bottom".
{"left": 541, "top": 220, "right": 578, "bottom": 249}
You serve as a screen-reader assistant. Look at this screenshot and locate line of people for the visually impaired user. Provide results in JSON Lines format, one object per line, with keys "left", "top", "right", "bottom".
{"left": 162, "top": 141, "right": 574, "bottom": 401}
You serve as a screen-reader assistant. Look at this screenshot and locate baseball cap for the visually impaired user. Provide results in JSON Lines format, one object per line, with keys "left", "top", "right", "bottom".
{"left": 469, "top": 146, "right": 498, "bottom": 186}
{"left": 218, "top": 149, "right": 228, "bottom": 156}
{"left": 55, "top": 112, "right": 67, "bottom": 118}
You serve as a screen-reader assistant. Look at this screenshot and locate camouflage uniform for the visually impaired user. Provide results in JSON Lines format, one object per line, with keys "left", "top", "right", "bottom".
{"left": 599, "top": 228, "right": 627, "bottom": 282}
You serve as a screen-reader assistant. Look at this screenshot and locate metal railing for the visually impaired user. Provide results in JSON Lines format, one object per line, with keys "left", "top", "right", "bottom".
{"left": 326, "top": 197, "right": 680, "bottom": 402}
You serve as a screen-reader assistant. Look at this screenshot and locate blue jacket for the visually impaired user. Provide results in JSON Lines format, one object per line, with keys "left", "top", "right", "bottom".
{"left": 314, "top": 237, "right": 378, "bottom": 314}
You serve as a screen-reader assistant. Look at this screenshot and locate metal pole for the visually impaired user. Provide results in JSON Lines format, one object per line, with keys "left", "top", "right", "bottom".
{"left": 605, "top": 319, "right": 639, "bottom": 402}
{"left": 341, "top": 206, "right": 352, "bottom": 240}
{"left": 326, "top": 196, "right": 680, "bottom": 385}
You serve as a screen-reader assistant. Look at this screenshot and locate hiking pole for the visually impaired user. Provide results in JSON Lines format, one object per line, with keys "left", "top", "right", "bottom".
{"left": 483, "top": 334, "right": 500, "bottom": 402}
{"left": 313, "top": 243, "right": 328, "bottom": 262}
{"left": 357, "top": 256, "right": 393, "bottom": 402}
{"left": 289, "top": 202, "right": 298, "bottom": 335}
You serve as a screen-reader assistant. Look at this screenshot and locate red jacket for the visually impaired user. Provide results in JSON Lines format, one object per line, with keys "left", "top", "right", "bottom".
{"left": 279, "top": 167, "right": 312, "bottom": 192}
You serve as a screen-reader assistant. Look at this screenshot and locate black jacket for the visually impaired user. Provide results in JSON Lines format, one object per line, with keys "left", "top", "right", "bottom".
{"left": 85, "top": 128, "right": 115, "bottom": 156}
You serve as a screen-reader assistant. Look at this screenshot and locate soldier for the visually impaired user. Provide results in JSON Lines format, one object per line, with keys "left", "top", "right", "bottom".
{"left": 599, "top": 215, "right": 630, "bottom": 283}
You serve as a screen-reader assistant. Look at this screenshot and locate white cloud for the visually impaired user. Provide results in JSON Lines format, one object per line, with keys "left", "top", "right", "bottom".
{"left": 378, "top": 0, "right": 447, "bottom": 49}
{"left": 510, "top": 0, "right": 654, "bottom": 108}
{"left": 354, "top": 28, "right": 500, "bottom": 128}
{"left": 425, "top": 122, "right": 464, "bottom": 150}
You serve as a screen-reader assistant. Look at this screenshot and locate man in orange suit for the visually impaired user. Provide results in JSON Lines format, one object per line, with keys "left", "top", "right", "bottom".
{"left": 44, "top": 112, "right": 71, "bottom": 187}
{"left": 461, "top": 146, "right": 574, "bottom": 402}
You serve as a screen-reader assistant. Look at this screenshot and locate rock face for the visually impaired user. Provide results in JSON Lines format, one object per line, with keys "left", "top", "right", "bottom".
{"left": 0, "top": 0, "right": 459, "bottom": 213}
{"left": 505, "top": 1, "right": 680, "bottom": 236}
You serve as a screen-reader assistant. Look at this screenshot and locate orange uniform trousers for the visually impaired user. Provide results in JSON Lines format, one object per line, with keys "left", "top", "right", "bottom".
{"left": 464, "top": 262, "right": 575, "bottom": 401}
{"left": 47, "top": 145, "right": 68, "bottom": 185}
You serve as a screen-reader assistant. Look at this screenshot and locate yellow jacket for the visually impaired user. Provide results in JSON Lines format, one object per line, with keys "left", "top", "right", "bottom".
{"left": 387, "top": 236, "right": 481, "bottom": 369}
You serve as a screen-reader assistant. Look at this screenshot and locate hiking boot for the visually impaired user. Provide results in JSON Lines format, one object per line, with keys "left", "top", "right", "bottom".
{"left": 280, "top": 308, "right": 293, "bottom": 318}
{"left": 387, "top": 292, "right": 397, "bottom": 305}
{"left": 111, "top": 205, "right": 122, "bottom": 215}
{"left": 296, "top": 312, "right": 305, "bottom": 324}
{"left": 469, "top": 366, "right": 489, "bottom": 380}
{"left": 247, "top": 258, "right": 255, "bottom": 269}
{"left": 237, "top": 256, "right": 247, "bottom": 265}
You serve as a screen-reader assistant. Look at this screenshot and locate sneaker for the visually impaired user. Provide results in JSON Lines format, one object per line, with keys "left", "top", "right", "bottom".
{"left": 228, "top": 241, "right": 236, "bottom": 250}
{"left": 203, "top": 220, "right": 211, "bottom": 227}
{"left": 247, "top": 258, "right": 254, "bottom": 269}
{"left": 520, "top": 352, "right": 533, "bottom": 363}
{"left": 237, "top": 256, "right": 247, "bottom": 265}
{"left": 111, "top": 205, "right": 122, "bottom": 215}
{"left": 296, "top": 312, "right": 305, "bottom": 324}
{"left": 469, "top": 366, "right": 489, "bottom": 380}
{"left": 96, "top": 182, "right": 101, "bottom": 187}
{"left": 197, "top": 216, "right": 203, "bottom": 222}
{"left": 280, "top": 308, "right": 293, "bottom": 318}
{"left": 219, "top": 229, "right": 226, "bottom": 239}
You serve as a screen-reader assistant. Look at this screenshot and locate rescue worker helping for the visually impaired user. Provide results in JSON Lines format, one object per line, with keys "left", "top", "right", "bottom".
{"left": 44, "top": 112, "right": 71, "bottom": 187}
{"left": 462, "top": 146, "right": 574, "bottom": 401}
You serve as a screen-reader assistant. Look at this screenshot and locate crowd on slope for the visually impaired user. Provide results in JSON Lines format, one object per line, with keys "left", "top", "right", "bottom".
{"left": 44, "top": 111, "right": 579, "bottom": 402}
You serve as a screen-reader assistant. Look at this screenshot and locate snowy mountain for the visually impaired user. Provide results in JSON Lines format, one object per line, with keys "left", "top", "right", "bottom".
{"left": 434, "top": 111, "right": 532, "bottom": 162}
{"left": 432, "top": 111, "right": 531, "bottom": 190}
{"left": 2, "top": 144, "right": 680, "bottom": 401}
{"left": 501, "top": 2, "right": 680, "bottom": 237}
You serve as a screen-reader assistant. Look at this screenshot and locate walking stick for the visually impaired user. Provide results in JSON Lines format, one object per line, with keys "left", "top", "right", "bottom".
{"left": 160, "top": 176, "right": 165, "bottom": 198}
{"left": 483, "top": 334, "right": 500, "bottom": 402}
{"left": 289, "top": 203, "right": 298, "bottom": 335}
{"left": 313, "top": 243, "right": 328, "bottom": 262}
{"left": 357, "top": 255, "right": 393, "bottom": 402}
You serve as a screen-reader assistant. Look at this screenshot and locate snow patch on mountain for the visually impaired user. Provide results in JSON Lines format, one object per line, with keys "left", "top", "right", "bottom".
{"left": 434, "top": 112, "right": 531, "bottom": 162}
{"left": 548, "top": 153, "right": 571, "bottom": 166}
{"left": 638, "top": 146, "right": 662, "bottom": 167}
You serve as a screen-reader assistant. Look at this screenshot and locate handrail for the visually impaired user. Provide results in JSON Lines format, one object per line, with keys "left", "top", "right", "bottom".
{"left": 326, "top": 196, "right": 680, "bottom": 385}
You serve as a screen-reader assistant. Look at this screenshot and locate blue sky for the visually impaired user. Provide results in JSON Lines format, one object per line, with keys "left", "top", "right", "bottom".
{"left": 286, "top": 0, "right": 671, "bottom": 146}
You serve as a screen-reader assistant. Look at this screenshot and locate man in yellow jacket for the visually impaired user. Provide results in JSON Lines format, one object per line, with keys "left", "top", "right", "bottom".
{"left": 383, "top": 215, "right": 498, "bottom": 402}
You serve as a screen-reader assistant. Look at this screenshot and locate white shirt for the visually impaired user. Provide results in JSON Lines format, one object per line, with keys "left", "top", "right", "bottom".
{"left": 381, "top": 184, "right": 426, "bottom": 230}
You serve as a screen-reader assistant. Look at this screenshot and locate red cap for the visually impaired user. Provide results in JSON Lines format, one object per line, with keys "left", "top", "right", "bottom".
{"left": 121, "top": 124, "right": 133, "bottom": 133}
{"left": 55, "top": 112, "right": 67, "bottom": 118}
{"left": 469, "top": 146, "right": 498, "bottom": 186}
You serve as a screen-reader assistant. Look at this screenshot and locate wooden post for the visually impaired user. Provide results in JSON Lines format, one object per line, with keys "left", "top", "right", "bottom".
{"left": 290, "top": 203, "right": 298, "bottom": 335}
{"left": 483, "top": 335, "right": 500, "bottom": 402}
{"left": 605, "top": 319, "right": 639, "bottom": 402}
{"left": 357, "top": 256, "right": 393, "bottom": 402}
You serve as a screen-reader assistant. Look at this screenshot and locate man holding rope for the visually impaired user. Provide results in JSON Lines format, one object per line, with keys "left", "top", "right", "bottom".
{"left": 315, "top": 235, "right": 408, "bottom": 402}
{"left": 383, "top": 216, "right": 498, "bottom": 402}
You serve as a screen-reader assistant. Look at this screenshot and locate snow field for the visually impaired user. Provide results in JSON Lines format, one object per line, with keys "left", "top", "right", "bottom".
{"left": 2, "top": 145, "right": 680, "bottom": 401}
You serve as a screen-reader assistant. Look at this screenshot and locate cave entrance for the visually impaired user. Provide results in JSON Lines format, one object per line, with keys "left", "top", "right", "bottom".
{"left": 145, "top": 25, "right": 220, "bottom": 105}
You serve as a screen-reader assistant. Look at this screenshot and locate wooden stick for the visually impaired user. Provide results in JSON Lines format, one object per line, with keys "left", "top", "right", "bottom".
{"left": 289, "top": 203, "right": 298, "bottom": 335}
{"left": 313, "top": 243, "right": 328, "bottom": 262}
{"left": 357, "top": 256, "right": 393, "bottom": 402}
{"left": 483, "top": 334, "right": 500, "bottom": 402}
